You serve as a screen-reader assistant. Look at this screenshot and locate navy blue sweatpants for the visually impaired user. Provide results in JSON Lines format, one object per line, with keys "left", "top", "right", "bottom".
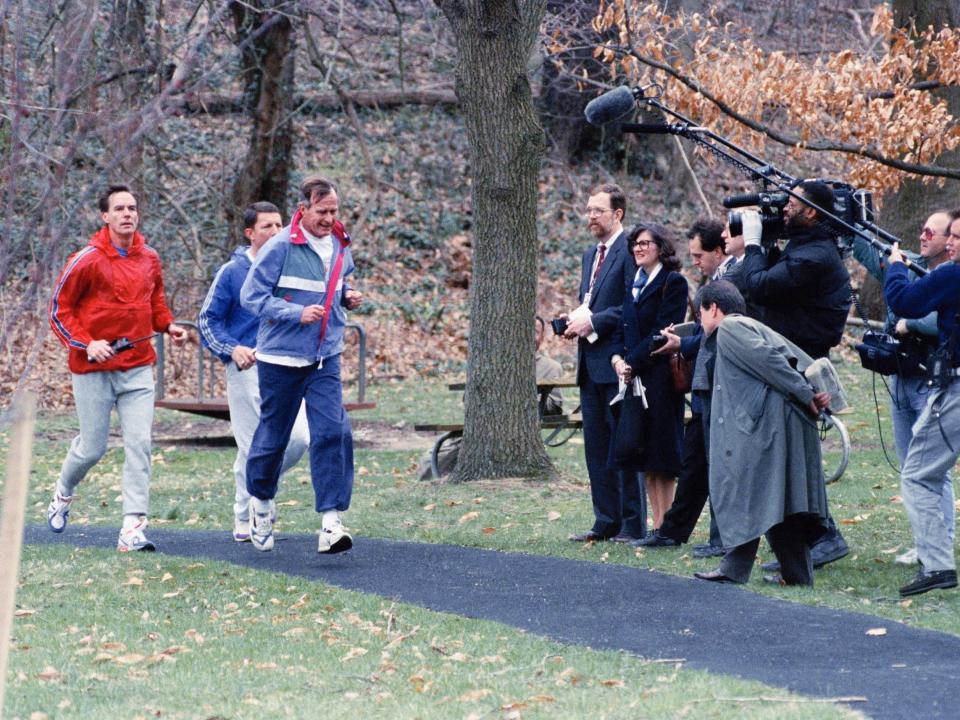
{"left": 246, "top": 355, "right": 353, "bottom": 513}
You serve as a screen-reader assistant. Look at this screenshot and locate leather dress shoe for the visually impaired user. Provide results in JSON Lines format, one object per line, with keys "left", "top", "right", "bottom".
{"left": 762, "top": 530, "right": 850, "bottom": 572}
{"left": 692, "top": 542, "right": 725, "bottom": 558}
{"left": 694, "top": 569, "right": 738, "bottom": 584}
{"left": 631, "top": 531, "right": 680, "bottom": 548}
{"left": 610, "top": 532, "right": 643, "bottom": 543}
{"left": 568, "top": 530, "right": 607, "bottom": 542}
{"left": 899, "top": 569, "right": 958, "bottom": 597}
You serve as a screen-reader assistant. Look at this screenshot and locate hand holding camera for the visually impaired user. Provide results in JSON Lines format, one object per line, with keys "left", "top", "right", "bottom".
{"left": 551, "top": 317, "right": 568, "bottom": 336}
{"left": 740, "top": 210, "right": 763, "bottom": 247}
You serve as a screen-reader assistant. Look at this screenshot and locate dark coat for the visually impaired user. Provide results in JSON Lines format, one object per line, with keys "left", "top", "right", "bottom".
{"left": 613, "top": 266, "right": 689, "bottom": 474}
{"left": 740, "top": 222, "right": 850, "bottom": 357}
{"left": 708, "top": 316, "right": 829, "bottom": 547}
{"left": 576, "top": 232, "right": 631, "bottom": 386}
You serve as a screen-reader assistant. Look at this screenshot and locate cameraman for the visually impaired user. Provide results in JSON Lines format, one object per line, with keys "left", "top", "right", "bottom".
{"left": 740, "top": 179, "right": 851, "bottom": 360}
{"left": 740, "top": 179, "right": 851, "bottom": 570}
{"left": 885, "top": 242, "right": 960, "bottom": 597}
{"left": 852, "top": 210, "right": 958, "bottom": 565}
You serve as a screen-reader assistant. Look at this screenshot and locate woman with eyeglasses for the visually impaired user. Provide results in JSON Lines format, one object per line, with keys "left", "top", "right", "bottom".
{"left": 610, "top": 223, "right": 689, "bottom": 533}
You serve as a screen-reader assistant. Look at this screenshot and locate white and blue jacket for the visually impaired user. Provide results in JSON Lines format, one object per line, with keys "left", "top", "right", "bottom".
{"left": 198, "top": 247, "right": 260, "bottom": 363}
{"left": 240, "top": 218, "right": 354, "bottom": 362}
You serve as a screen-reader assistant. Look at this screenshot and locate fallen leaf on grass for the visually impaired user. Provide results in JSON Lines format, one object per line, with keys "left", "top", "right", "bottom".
{"left": 255, "top": 662, "right": 278, "bottom": 670}
{"left": 881, "top": 546, "right": 902, "bottom": 555}
{"left": 160, "top": 572, "right": 174, "bottom": 582}
{"left": 14, "top": 609, "right": 36, "bottom": 617}
{"left": 185, "top": 629, "right": 204, "bottom": 645}
{"left": 547, "top": 511, "right": 561, "bottom": 521}
{"left": 342, "top": 647, "right": 368, "bottom": 661}
{"left": 601, "top": 679, "right": 624, "bottom": 687}
{"left": 163, "top": 590, "right": 181, "bottom": 599}
{"left": 458, "top": 511, "right": 480, "bottom": 524}
{"left": 36, "top": 666, "right": 64, "bottom": 682}
{"left": 459, "top": 689, "right": 492, "bottom": 702}
{"left": 423, "top": 503, "right": 436, "bottom": 511}
{"left": 113, "top": 654, "right": 146, "bottom": 665}
{"left": 444, "top": 500, "right": 463, "bottom": 507}
{"left": 889, "top": 495, "right": 903, "bottom": 504}
{"left": 481, "top": 527, "right": 496, "bottom": 534}
{"left": 122, "top": 576, "right": 144, "bottom": 587}
{"left": 278, "top": 500, "right": 300, "bottom": 506}
{"left": 866, "top": 627, "right": 888, "bottom": 636}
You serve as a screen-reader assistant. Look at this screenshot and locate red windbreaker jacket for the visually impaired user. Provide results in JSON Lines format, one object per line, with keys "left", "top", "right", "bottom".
{"left": 49, "top": 226, "right": 175, "bottom": 374}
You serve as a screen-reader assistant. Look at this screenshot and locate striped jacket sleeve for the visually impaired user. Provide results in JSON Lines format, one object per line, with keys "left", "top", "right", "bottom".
{"left": 198, "top": 262, "right": 239, "bottom": 361}
{"left": 49, "top": 247, "right": 97, "bottom": 350}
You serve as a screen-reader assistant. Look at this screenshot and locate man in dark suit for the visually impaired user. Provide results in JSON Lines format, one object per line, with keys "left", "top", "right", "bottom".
{"left": 561, "top": 183, "right": 645, "bottom": 542}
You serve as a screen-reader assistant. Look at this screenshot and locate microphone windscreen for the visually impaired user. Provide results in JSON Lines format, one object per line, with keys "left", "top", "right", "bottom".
{"left": 584, "top": 86, "right": 636, "bottom": 126}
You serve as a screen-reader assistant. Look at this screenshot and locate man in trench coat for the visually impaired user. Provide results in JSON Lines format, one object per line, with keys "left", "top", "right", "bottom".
{"left": 691, "top": 281, "right": 832, "bottom": 586}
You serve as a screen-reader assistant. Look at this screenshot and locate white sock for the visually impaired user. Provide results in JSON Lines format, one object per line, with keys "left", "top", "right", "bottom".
{"left": 321, "top": 510, "right": 340, "bottom": 531}
{"left": 122, "top": 514, "right": 145, "bottom": 530}
{"left": 252, "top": 497, "right": 272, "bottom": 515}
{"left": 56, "top": 482, "right": 72, "bottom": 499}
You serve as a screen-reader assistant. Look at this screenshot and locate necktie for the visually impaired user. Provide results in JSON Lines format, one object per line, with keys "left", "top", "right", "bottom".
{"left": 590, "top": 243, "right": 606, "bottom": 286}
{"left": 632, "top": 268, "right": 648, "bottom": 300}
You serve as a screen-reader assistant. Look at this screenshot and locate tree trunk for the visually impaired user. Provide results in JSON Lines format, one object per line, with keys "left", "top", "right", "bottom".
{"left": 435, "top": 0, "right": 554, "bottom": 481}
{"left": 227, "top": 0, "right": 296, "bottom": 235}
{"left": 108, "top": 0, "right": 149, "bottom": 187}
{"left": 865, "top": 0, "right": 960, "bottom": 318}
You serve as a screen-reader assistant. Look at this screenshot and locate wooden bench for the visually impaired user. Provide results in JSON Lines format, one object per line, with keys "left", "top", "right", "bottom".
{"left": 155, "top": 398, "right": 377, "bottom": 421}
{"left": 154, "top": 320, "right": 374, "bottom": 419}
{"left": 414, "top": 413, "right": 583, "bottom": 479}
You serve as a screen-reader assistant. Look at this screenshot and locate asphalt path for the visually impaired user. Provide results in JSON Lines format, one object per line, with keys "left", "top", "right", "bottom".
{"left": 24, "top": 525, "right": 960, "bottom": 719}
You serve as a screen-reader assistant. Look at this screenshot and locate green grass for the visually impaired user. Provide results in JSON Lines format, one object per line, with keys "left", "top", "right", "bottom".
{"left": 7, "top": 547, "right": 859, "bottom": 720}
{"left": 2, "top": 358, "right": 958, "bottom": 717}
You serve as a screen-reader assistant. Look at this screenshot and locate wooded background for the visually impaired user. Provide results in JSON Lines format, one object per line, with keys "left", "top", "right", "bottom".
{"left": 2, "top": 0, "right": 958, "bottom": 478}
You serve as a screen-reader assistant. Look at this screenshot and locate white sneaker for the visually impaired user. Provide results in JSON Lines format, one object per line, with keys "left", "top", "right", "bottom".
{"left": 117, "top": 518, "right": 156, "bottom": 552}
{"left": 317, "top": 516, "right": 352, "bottom": 554}
{"left": 249, "top": 504, "right": 275, "bottom": 552}
{"left": 232, "top": 517, "right": 251, "bottom": 542}
{"left": 895, "top": 547, "right": 920, "bottom": 565}
{"left": 46, "top": 490, "right": 75, "bottom": 533}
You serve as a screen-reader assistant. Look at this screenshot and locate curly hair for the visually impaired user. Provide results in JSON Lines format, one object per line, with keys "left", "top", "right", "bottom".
{"left": 625, "top": 222, "right": 681, "bottom": 272}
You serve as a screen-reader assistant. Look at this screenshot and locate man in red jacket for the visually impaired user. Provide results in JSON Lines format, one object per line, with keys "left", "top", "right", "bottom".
{"left": 48, "top": 184, "right": 187, "bottom": 551}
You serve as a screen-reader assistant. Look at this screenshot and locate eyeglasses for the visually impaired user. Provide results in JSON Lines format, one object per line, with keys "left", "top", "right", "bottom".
{"left": 631, "top": 240, "right": 654, "bottom": 250}
{"left": 585, "top": 208, "right": 611, "bottom": 218}
{"left": 920, "top": 227, "right": 943, "bottom": 240}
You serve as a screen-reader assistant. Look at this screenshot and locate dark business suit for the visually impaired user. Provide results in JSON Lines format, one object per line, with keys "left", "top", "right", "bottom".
{"left": 576, "top": 232, "right": 646, "bottom": 538}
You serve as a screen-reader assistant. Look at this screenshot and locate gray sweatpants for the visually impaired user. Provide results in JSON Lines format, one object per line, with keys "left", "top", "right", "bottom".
{"left": 58, "top": 366, "right": 155, "bottom": 516}
{"left": 901, "top": 381, "right": 960, "bottom": 572}
{"left": 226, "top": 362, "right": 308, "bottom": 520}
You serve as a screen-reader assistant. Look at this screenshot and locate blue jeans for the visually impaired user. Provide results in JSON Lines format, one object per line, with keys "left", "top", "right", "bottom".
{"left": 246, "top": 355, "right": 353, "bottom": 513}
{"left": 900, "top": 382, "right": 960, "bottom": 572}
{"left": 891, "top": 374, "right": 955, "bottom": 541}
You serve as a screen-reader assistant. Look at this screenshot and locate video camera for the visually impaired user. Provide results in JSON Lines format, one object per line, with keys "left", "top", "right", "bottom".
{"left": 724, "top": 182, "right": 875, "bottom": 253}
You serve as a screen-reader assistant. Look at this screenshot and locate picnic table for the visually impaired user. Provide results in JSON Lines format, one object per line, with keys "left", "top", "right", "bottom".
{"left": 414, "top": 378, "right": 582, "bottom": 479}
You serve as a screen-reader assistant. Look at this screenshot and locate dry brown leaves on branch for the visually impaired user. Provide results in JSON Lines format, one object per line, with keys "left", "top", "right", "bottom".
{"left": 560, "top": 2, "right": 960, "bottom": 197}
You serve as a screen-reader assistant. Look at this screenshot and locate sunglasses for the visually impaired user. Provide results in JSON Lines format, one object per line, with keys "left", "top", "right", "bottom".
{"left": 920, "top": 227, "right": 942, "bottom": 240}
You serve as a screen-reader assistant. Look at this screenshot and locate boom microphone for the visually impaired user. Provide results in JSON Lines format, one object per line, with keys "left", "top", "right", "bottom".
{"left": 584, "top": 86, "right": 637, "bottom": 126}
{"left": 619, "top": 123, "right": 679, "bottom": 134}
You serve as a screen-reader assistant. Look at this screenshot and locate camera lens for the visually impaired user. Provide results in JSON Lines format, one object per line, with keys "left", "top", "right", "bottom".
{"left": 727, "top": 211, "right": 742, "bottom": 237}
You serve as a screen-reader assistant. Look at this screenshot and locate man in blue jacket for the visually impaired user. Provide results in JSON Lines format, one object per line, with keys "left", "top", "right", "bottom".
{"left": 886, "top": 241, "right": 960, "bottom": 597}
{"left": 851, "top": 210, "right": 957, "bottom": 565}
{"left": 198, "top": 202, "right": 309, "bottom": 543}
{"left": 240, "top": 177, "right": 363, "bottom": 553}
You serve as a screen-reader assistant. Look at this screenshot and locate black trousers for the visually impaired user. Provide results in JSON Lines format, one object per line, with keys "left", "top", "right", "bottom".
{"left": 719, "top": 517, "right": 814, "bottom": 585}
{"left": 580, "top": 374, "right": 646, "bottom": 538}
{"left": 658, "top": 415, "right": 719, "bottom": 545}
